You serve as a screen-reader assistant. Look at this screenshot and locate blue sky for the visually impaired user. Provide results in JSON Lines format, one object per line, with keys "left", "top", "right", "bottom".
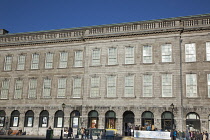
{"left": 0, "top": 0, "right": 210, "bottom": 34}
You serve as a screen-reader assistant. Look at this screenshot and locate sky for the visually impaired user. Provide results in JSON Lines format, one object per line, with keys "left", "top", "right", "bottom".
{"left": 0, "top": 0, "right": 210, "bottom": 34}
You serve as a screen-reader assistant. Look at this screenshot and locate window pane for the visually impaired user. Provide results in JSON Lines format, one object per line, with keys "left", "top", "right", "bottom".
{"left": 90, "top": 77, "right": 100, "bottom": 97}
{"left": 206, "top": 42, "right": 210, "bottom": 61}
{"left": 125, "top": 47, "right": 134, "bottom": 64}
{"left": 185, "top": 43, "right": 196, "bottom": 62}
{"left": 162, "top": 74, "right": 172, "bottom": 97}
{"left": 43, "top": 79, "right": 51, "bottom": 98}
{"left": 57, "top": 78, "right": 66, "bottom": 98}
{"left": 186, "top": 74, "right": 197, "bottom": 97}
{"left": 107, "top": 76, "right": 116, "bottom": 97}
{"left": 108, "top": 48, "right": 117, "bottom": 65}
{"left": 1, "top": 79, "right": 10, "bottom": 99}
{"left": 125, "top": 75, "right": 134, "bottom": 97}
{"left": 45, "top": 53, "right": 53, "bottom": 69}
{"left": 143, "top": 46, "right": 152, "bottom": 63}
{"left": 31, "top": 53, "right": 39, "bottom": 69}
{"left": 17, "top": 55, "right": 26, "bottom": 70}
{"left": 14, "top": 79, "right": 23, "bottom": 99}
{"left": 59, "top": 52, "right": 68, "bottom": 68}
{"left": 28, "top": 79, "right": 37, "bottom": 99}
{"left": 162, "top": 44, "right": 172, "bottom": 62}
{"left": 74, "top": 51, "right": 83, "bottom": 67}
{"left": 143, "top": 75, "right": 152, "bottom": 97}
{"left": 4, "top": 55, "right": 12, "bottom": 71}
{"left": 73, "top": 78, "right": 81, "bottom": 98}
{"left": 92, "top": 49, "right": 101, "bottom": 66}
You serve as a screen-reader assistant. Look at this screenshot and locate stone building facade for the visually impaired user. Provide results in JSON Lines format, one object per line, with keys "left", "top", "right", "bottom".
{"left": 0, "top": 14, "right": 210, "bottom": 136}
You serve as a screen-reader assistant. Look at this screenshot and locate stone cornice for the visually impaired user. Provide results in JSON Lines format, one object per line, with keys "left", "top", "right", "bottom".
{"left": 0, "top": 14, "right": 210, "bottom": 47}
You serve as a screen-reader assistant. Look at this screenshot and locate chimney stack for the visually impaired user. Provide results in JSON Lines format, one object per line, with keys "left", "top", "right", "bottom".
{"left": 0, "top": 29, "right": 9, "bottom": 35}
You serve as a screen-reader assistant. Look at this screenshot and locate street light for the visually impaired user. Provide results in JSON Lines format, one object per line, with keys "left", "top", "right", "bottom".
{"left": 60, "top": 103, "right": 66, "bottom": 140}
{"left": 170, "top": 103, "right": 174, "bottom": 130}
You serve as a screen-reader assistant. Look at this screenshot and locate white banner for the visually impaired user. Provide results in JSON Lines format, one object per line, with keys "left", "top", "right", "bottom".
{"left": 134, "top": 130, "right": 170, "bottom": 139}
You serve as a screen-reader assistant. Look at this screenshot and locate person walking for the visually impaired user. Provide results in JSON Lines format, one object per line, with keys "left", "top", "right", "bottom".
{"left": 205, "top": 131, "right": 208, "bottom": 140}
{"left": 203, "top": 132, "right": 207, "bottom": 140}
{"left": 80, "top": 127, "right": 85, "bottom": 139}
{"left": 67, "top": 127, "right": 73, "bottom": 139}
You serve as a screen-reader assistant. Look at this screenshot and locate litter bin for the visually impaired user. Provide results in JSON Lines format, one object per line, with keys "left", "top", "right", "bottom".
{"left": 46, "top": 129, "right": 53, "bottom": 140}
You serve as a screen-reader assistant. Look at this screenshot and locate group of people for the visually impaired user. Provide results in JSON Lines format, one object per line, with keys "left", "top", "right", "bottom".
{"left": 170, "top": 130, "right": 209, "bottom": 140}
{"left": 79, "top": 127, "right": 93, "bottom": 139}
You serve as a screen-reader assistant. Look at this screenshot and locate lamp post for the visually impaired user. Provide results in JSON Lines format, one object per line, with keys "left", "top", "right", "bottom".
{"left": 60, "top": 103, "right": 66, "bottom": 140}
{"left": 170, "top": 103, "right": 174, "bottom": 130}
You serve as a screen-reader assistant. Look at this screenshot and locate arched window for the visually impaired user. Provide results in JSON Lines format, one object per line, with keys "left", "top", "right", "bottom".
{"left": 54, "top": 110, "right": 64, "bottom": 128}
{"left": 105, "top": 111, "right": 116, "bottom": 129}
{"left": 88, "top": 110, "right": 98, "bottom": 128}
{"left": 186, "top": 112, "right": 200, "bottom": 131}
{"left": 123, "top": 111, "right": 134, "bottom": 136}
{"left": 24, "top": 110, "right": 34, "bottom": 127}
{"left": 161, "top": 111, "right": 174, "bottom": 131}
{"left": 39, "top": 110, "right": 49, "bottom": 127}
{"left": 10, "top": 110, "right": 20, "bottom": 127}
{"left": 70, "top": 110, "right": 80, "bottom": 128}
{"left": 0, "top": 110, "right": 6, "bottom": 127}
{"left": 141, "top": 111, "right": 154, "bottom": 127}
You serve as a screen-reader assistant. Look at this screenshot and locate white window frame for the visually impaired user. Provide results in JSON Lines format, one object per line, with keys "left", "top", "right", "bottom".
{"left": 161, "top": 44, "right": 172, "bottom": 62}
{"left": 108, "top": 48, "right": 117, "bottom": 65}
{"left": 45, "top": 52, "right": 54, "bottom": 69}
{"left": 107, "top": 75, "right": 116, "bottom": 97}
{"left": 59, "top": 52, "right": 68, "bottom": 68}
{"left": 185, "top": 43, "right": 196, "bottom": 62}
{"left": 42, "top": 78, "right": 51, "bottom": 98}
{"left": 4, "top": 55, "right": 12, "bottom": 71}
{"left": 207, "top": 74, "right": 210, "bottom": 98}
{"left": 31, "top": 53, "right": 39, "bottom": 69}
{"left": 143, "top": 74, "right": 153, "bottom": 97}
{"left": 57, "top": 78, "right": 67, "bottom": 98}
{"left": 14, "top": 79, "right": 23, "bottom": 99}
{"left": 0, "top": 79, "right": 10, "bottom": 99}
{"left": 72, "top": 77, "right": 81, "bottom": 98}
{"left": 92, "top": 49, "right": 101, "bottom": 66}
{"left": 162, "top": 74, "right": 172, "bottom": 97}
{"left": 17, "top": 54, "right": 26, "bottom": 70}
{"left": 125, "top": 46, "right": 134, "bottom": 64}
{"left": 124, "top": 75, "right": 134, "bottom": 97}
{"left": 74, "top": 51, "right": 83, "bottom": 67}
{"left": 143, "top": 46, "right": 152, "bottom": 63}
{"left": 206, "top": 42, "right": 210, "bottom": 61}
{"left": 186, "top": 74, "right": 197, "bottom": 97}
{"left": 28, "top": 78, "right": 37, "bottom": 99}
{"left": 90, "top": 76, "right": 100, "bottom": 98}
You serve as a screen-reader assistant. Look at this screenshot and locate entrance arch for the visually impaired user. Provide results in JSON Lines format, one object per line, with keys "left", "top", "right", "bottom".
{"left": 123, "top": 111, "right": 134, "bottom": 136}
{"left": 88, "top": 110, "right": 98, "bottom": 128}
{"left": 186, "top": 112, "right": 200, "bottom": 131}
{"left": 70, "top": 110, "right": 80, "bottom": 128}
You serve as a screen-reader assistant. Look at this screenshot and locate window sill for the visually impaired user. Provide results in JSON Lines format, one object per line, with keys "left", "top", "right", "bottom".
{"left": 122, "top": 63, "right": 137, "bottom": 66}
{"left": 104, "top": 97, "right": 118, "bottom": 99}
{"left": 105, "top": 64, "right": 119, "bottom": 67}
{"left": 90, "top": 65, "right": 102, "bottom": 67}
{"left": 159, "top": 62, "right": 175, "bottom": 64}
{"left": 140, "top": 63, "right": 155, "bottom": 65}
{"left": 121, "top": 96, "right": 136, "bottom": 99}
{"left": 55, "top": 97, "right": 67, "bottom": 99}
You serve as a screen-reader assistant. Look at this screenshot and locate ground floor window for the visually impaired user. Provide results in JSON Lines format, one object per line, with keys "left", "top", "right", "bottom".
{"left": 24, "top": 110, "right": 34, "bottom": 127}
{"left": 0, "top": 110, "right": 6, "bottom": 127}
{"left": 161, "top": 111, "right": 173, "bottom": 131}
{"left": 54, "top": 110, "right": 64, "bottom": 128}
{"left": 141, "top": 111, "right": 154, "bottom": 130}
{"left": 70, "top": 110, "right": 80, "bottom": 128}
{"left": 39, "top": 110, "right": 49, "bottom": 127}
{"left": 88, "top": 110, "right": 98, "bottom": 128}
{"left": 186, "top": 112, "right": 200, "bottom": 131}
{"left": 105, "top": 111, "right": 116, "bottom": 129}
{"left": 10, "top": 110, "right": 20, "bottom": 127}
{"left": 123, "top": 111, "right": 134, "bottom": 136}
